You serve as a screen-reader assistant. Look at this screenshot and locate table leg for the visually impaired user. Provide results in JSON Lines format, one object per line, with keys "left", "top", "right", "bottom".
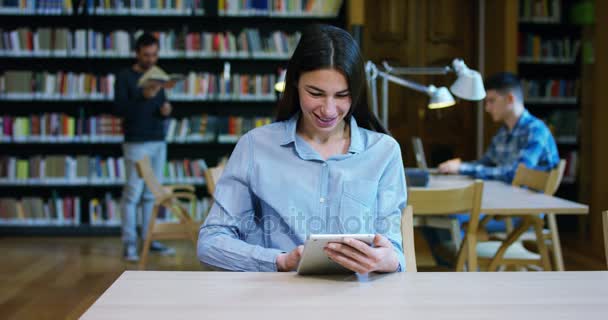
{"left": 532, "top": 216, "right": 552, "bottom": 271}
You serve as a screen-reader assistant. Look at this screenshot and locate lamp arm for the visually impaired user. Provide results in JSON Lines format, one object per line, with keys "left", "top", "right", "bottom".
{"left": 382, "top": 61, "right": 451, "bottom": 75}
{"left": 376, "top": 70, "right": 432, "bottom": 95}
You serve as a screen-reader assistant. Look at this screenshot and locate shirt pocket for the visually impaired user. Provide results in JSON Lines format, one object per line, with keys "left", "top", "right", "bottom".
{"left": 338, "top": 180, "right": 378, "bottom": 234}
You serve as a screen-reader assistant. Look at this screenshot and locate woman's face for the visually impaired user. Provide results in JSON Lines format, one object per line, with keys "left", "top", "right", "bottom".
{"left": 297, "top": 68, "right": 352, "bottom": 134}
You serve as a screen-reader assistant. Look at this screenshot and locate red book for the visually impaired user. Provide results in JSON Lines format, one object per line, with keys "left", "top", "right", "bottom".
{"left": 31, "top": 116, "right": 40, "bottom": 136}
{"left": 551, "top": 80, "right": 560, "bottom": 97}
{"left": 212, "top": 33, "right": 220, "bottom": 52}
{"left": 183, "top": 159, "right": 191, "bottom": 177}
{"left": 228, "top": 117, "right": 236, "bottom": 135}
{"left": 27, "top": 31, "right": 34, "bottom": 51}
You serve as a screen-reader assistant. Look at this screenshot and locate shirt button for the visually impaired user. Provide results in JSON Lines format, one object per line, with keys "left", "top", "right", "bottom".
{"left": 320, "top": 197, "right": 325, "bottom": 203}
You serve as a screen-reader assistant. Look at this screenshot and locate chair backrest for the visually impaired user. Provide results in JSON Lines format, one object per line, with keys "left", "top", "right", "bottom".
{"left": 603, "top": 210, "right": 608, "bottom": 269}
{"left": 135, "top": 156, "right": 170, "bottom": 201}
{"left": 408, "top": 180, "right": 484, "bottom": 217}
{"left": 409, "top": 180, "right": 484, "bottom": 271}
{"left": 401, "top": 205, "right": 417, "bottom": 272}
{"left": 511, "top": 159, "right": 566, "bottom": 196}
{"left": 204, "top": 164, "right": 225, "bottom": 196}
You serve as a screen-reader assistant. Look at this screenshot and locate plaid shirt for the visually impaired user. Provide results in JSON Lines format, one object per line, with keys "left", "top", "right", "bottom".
{"left": 459, "top": 109, "right": 559, "bottom": 183}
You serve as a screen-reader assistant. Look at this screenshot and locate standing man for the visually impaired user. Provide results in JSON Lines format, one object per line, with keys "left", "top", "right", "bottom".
{"left": 114, "top": 33, "right": 175, "bottom": 261}
{"left": 438, "top": 72, "right": 559, "bottom": 182}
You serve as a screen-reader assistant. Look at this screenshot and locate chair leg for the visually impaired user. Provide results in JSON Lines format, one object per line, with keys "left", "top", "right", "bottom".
{"left": 547, "top": 213, "right": 565, "bottom": 271}
{"left": 487, "top": 218, "right": 532, "bottom": 271}
{"left": 532, "top": 216, "right": 552, "bottom": 271}
{"left": 450, "top": 218, "right": 462, "bottom": 249}
{"left": 466, "top": 232, "right": 478, "bottom": 272}
{"left": 139, "top": 204, "right": 159, "bottom": 270}
{"left": 455, "top": 238, "right": 468, "bottom": 272}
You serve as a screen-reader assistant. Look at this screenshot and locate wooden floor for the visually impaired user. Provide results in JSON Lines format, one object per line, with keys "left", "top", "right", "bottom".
{"left": 0, "top": 233, "right": 605, "bottom": 320}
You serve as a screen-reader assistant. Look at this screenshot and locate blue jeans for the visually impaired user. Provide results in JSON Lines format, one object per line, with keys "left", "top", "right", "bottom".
{"left": 121, "top": 141, "right": 167, "bottom": 245}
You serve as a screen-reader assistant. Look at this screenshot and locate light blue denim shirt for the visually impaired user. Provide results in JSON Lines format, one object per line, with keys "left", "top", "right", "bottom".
{"left": 198, "top": 113, "right": 407, "bottom": 272}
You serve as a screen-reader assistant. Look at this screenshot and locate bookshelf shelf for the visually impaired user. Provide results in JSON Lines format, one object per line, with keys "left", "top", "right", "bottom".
{"left": 526, "top": 97, "right": 578, "bottom": 104}
{"left": 518, "top": 57, "right": 576, "bottom": 64}
{"left": 518, "top": 0, "right": 581, "bottom": 202}
{"left": 0, "top": 96, "right": 276, "bottom": 102}
{"left": 0, "top": 140, "right": 239, "bottom": 145}
{"left": 0, "top": 53, "right": 291, "bottom": 61}
{"left": 0, "top": 179, "right": 206, "bottom": 186}
{"left": 0, "top": 225, "right": 121, "bottom": 236}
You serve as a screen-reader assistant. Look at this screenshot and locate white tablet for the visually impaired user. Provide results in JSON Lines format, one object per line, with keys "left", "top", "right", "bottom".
{"left": 296, "top": 234, "right": 375, "bottom": 275}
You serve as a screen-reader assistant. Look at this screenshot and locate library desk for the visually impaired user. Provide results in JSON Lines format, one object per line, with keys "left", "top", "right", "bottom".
{"left": 409, "top": 175, "right": 589, "bottom": 271}
{"left": 81, "top": 271, "right": 608, "bottom": 320}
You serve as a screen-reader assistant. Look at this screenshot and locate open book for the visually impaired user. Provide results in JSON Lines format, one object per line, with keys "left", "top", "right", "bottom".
{"left": 137, "top": 66, "right": 184, "bottom": 88}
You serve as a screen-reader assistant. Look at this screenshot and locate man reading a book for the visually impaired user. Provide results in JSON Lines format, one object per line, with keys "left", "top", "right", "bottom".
{"left": 114, "top": 32, "right": 175, "bottom": 261}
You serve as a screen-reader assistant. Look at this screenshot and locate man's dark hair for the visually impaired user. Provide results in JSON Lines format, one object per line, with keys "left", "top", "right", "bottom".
{"left": 484, "top": 72, "right": 524, "bottom": 103}
{"left": 134, "top": 33, "right": 159, "bottom": 52}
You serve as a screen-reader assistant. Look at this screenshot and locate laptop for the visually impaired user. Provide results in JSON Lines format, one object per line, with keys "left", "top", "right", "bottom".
{"left": 411, "top": 137, "right": 439, "bottom": 174}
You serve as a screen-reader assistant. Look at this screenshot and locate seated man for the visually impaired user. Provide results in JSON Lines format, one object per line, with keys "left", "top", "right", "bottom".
{"left": 438, "top": 72, "right": 559, "bottom": 182}
{"left": 424, "top": 72, "right": 560, "bottom": 264}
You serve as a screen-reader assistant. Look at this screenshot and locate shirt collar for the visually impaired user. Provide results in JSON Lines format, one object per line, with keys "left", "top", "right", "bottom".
{"left": 280, "top": 113, "right": 364, "bottom": 155}
{"left": 510, "top": 109, "right": 530, "bottom": 133}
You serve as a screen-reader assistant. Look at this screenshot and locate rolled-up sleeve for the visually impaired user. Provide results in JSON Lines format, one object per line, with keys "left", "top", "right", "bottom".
{"left": 198, "top": 133, "right": 284, "bottom": 271}
{"left": 376, "top": 138, "right": 407, "bottom": 272}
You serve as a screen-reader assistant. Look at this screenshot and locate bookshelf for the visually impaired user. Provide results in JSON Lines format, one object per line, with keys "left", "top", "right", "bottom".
{"left": 0, "top": 0, "right": 346, "bottom": 235}
{"left": 518, "top": 0, "right": 581, "bottom": 203}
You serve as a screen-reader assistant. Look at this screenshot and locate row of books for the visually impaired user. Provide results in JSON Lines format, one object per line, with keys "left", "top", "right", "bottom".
{"left": 167, "top": 71, "right": 277, "bottom": 100}
{"left": 522, "top": 79, "right": 579, "bottom": 103}
{"left": 0, "top": 113, "right": 273, "bottom": 143}
{"left": 0, "top": 0, "right": 74, "bottom": 15}
{"left": 518, "top": 33, "right": 581, "bottom": 63}
{"left": 0, "top": 70, "right": 277, "bottom": 100}
{"left": 0, "top": 0, "right": 205, "bottom": 15}
{"left": 86, "top": 0, "right": 205, "bottom": 15}
{"left": 519, "top": 0, "right": 561, "bottom": 23}
{"left": 1, "top": 28, "right": 88, "bottom": 57}
{"left": 0, "top": 71, "right": 115, "bottom": 99}
{"left": 0, "top": 193, "right": 212, "bottom": 226}
{"left": 0, "top": 194, "right": 80, "bottom": 225}
{"left": 218, "top": 0, "right": 343, "bottom": 17}
{"left": 0, "top": 112, "right": 122, "bottom": 143}
{"left": 0, "top": 28, "right": 300, "bottom": 59}
{"left": 543, "top": 110, "right": 578, "bottom": 143}
{"left": 90, "top": 193, "right": 211, "bottom": 226}
{"left": 0, "top": 155, "right": 127, "bottom": 183}
{"left": 165, "top": 115, "right": 272, "bottom": 143}
{"left": 0, "top": 155, "right": 209, "bottom": 185}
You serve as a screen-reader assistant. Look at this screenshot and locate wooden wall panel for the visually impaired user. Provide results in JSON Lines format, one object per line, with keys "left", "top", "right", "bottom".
{"left": 362, "top": 0, "right": 478, "bottom": 166}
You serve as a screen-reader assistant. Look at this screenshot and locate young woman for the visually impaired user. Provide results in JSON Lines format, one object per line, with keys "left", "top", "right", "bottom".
{"left": 198, "top": 24, "right": 407, "bottom": 273}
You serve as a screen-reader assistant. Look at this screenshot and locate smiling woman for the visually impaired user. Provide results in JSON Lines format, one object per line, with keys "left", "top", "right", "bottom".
{"left": 197, "top": 24, "right": 408, "bottom": 274}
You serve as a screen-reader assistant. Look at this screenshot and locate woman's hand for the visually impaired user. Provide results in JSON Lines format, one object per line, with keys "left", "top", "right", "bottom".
{"left": 276, "top": 245, "right": 304, "bottom": 272}
{"left": 324, "top": 234, "right": 399, "bottom": 274}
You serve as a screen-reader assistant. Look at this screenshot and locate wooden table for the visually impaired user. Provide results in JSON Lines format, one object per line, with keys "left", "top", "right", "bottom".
{"left": 413, "top": 175, "right": 589, "bottom": 215}
{"left": 82, "top": 271, "right": 608, "bottom": 320}
{"left": 409, "top": 175, "right": 588, "bottom": 271}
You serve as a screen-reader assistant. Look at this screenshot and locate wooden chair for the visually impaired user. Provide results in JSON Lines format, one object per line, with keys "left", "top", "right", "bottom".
{"left": 135, "top": 156, "right": 201, "bottom": 270}
{"left": 603, "top": 211, "right": 608, "bottom": 269}
{"left": 401, "top": 205, "right": 417, "bottom": 272}
{"left": 409, "top": 180, "right": 484, "bottom": 271}
{"left": 203, "top": 164, "right": 225, "bottom": 196}
{"left": 476, "top": 160, "right": 566, "bottom": 271}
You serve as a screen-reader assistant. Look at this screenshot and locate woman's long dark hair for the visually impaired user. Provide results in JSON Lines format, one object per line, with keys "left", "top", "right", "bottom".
{"left": 275, "top": 24, "right": 388, "bottom": 134}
